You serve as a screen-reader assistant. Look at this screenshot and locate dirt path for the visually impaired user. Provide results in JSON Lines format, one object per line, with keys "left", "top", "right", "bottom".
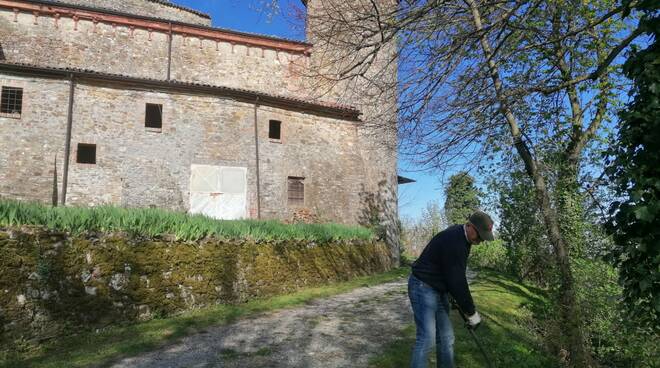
{"left": 110, "top": 277, "right": 411, "bottom": 368}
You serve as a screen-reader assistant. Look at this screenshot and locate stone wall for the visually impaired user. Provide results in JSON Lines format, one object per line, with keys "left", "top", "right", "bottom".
{"left": 0, "top": 226, "right": 393, "bottom": 350}
{"left": 0, "top": 9, "right": 169, "bottom": 80}
{"left": 0, "top": 75, "right": 68, "bottom": 204}
{"left": 305, "top": 0, "right": 400, "bottom": 260}
{"left": 53, "top": 0, "right": 212, "bottom": 26}
{"left": 0, "top": 74, "right": 368, "bottom": 224}
{"left": 171, "top": 37, "right": 305, "bottom": 98}
{"left": 0, "top": 7, "right": 306, "bottom": 99}
{"left": 255, "top": 105, "right": 366, "bottom": 222}
{"left": 64, "top": 83, "right": 252, "bottom": 210}
{"left": 0, "top": 0, "right": 400, "bottom": 248}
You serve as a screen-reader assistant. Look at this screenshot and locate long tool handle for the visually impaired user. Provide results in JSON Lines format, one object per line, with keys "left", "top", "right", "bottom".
{"left": 450, "top": 298, "right": 494, "bottom": 368}
{"left": 467, "top": 327, "right": 494, "bottom": 368}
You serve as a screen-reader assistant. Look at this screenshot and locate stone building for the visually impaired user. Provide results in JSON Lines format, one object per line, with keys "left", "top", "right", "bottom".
{"left": 0, "top": 0, "right": 401, "bottom": 259}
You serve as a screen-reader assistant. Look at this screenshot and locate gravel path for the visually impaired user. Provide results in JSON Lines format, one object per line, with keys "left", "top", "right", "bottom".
{"left": 110, "top": 277, "right": 411, "bottom": 368}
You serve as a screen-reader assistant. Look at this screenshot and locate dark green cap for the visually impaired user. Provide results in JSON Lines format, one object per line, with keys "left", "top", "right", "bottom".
{"left": 469, "top": 210, "right": 495, "bottom": 241}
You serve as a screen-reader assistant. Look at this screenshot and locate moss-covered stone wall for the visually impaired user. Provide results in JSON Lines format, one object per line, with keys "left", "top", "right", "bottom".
{"left": 0, "top": 226, "right": 392, "bottom": 347}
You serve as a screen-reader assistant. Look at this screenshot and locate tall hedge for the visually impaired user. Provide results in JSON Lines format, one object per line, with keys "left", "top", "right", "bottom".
{"left": 606, "top": 3, "right": 659, "bottom": 332}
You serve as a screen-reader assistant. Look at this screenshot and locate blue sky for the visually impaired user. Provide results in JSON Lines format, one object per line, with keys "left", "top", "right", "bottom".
{"left": 173, "top": 0, "right": 306, "bottom": 40}
{"left": 171, "top": 0, "right": 455, "bottom": 220}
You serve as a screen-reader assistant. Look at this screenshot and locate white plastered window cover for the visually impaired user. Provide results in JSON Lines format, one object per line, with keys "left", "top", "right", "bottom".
{"left": 189, "top": 165, "right": 247, "bottom": 220}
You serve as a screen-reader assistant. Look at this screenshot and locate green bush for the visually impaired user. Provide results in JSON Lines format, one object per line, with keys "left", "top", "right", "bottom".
{"left": 0, "top": 199, "right": 372, "bottom": 242}
{"left": 572, "top": 259, "right": 657, "bottom": 367}
{"left": 468, "top": 239, "right": 509, "bottom": 270}
{"left": 606, "top": 10, "right": 660, "bottom": 331}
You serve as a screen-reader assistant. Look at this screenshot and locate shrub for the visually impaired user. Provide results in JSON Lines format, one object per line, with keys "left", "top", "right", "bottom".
{"left": 572, "top": 259, "right": 658, "bottom": 367}
{"left": 469, "top": 239, "right": 509, "bottom": 271}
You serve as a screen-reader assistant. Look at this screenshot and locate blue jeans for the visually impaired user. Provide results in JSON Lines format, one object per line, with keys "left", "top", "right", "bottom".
{"left": 408, "top": 274, "right": 455, "bottom": 368}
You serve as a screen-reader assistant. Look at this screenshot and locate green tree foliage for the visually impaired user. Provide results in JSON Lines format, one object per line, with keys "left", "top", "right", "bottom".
{"left": 468, "top": 239, "right": 509, "bottom": 270}
{"left": 606, "top": 3, "right": 660, "bottom": 332}
{"left": 493, "top": 170, "right": 554, "bottom": 284}
{"left": 487, "top": 150, "right": 660, "bottom": 365}
{"left": 444, "top": 172, "right": 480, "bottom": 225}
{"left": 420, "top": 201, "right": 445, "bottom": 239}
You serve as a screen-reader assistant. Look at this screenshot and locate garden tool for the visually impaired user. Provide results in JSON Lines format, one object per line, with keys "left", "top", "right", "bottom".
{"left": 450, "top": 297, "right": 494, "bottom": 368}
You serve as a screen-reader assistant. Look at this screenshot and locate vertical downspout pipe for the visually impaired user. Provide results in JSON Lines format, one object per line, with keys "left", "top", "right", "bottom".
{"left": 167, "top": 22, "right": 173, "bottom": 80}
{"left": 253, "top": 98, "right": 261, "bottom": 219}
{"left": 61, "top": 73, "right": 75, "bottom": 205}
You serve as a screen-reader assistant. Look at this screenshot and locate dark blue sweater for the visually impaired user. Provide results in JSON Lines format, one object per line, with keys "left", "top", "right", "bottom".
{"left": 411, "top": 224, "right": 475, "bottom": 315}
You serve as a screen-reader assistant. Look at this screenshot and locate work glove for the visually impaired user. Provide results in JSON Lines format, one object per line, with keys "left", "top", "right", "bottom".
{"left": 466, "top": 311, "right": 481, "bottom": 330}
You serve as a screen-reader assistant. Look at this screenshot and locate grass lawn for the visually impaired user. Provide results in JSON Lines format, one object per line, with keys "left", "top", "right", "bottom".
{"left": 368, "top": 270, "right": 558, "bottom": 367}
{"left": 0, "top": 199, "right": 372, "bottom": 241}
{"left": 1, "top": 267, "right": 408, "bottom": 368}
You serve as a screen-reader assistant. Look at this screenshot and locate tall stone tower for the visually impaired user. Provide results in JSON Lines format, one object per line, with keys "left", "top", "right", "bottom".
{"left": 302, "top": 0, "right": 400, "bottom": 265}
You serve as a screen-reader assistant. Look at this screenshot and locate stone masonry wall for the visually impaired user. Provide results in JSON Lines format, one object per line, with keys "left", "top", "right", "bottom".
{"left": 0, "top": 227, "right": 393, "bottom": 351}
{"left": 0, "top": 0, "right": 399, "bottom": 232}
{"left": 305, "top": 0, "right": 400, "bottom": 258}
{"left": 0, "top": 74, "right": 368, "bottom": 224}
{"left": 53, "top": 0, "right": 212, "bottom": 26}
{"left": 0, "top": 8, "right": 306, "bottom": 99}
{"left": 255, "top": 105, "right": 366, "bottom": 223}
{"left": 171, "top": 37, "right": 305, "bottom": 98}
{"left": 0, "top": 9, "right": 169, "bottom": 80}
{"left": 0, "top": 75, "right": 68, "bottom": 204}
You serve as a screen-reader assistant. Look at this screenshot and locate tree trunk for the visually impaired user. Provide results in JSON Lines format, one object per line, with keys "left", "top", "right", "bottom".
{"left": 465, "top": 1, "right": 591, "bottom": 365}
{"left": 524, "top": 147, "right": 591, "bottom": 368}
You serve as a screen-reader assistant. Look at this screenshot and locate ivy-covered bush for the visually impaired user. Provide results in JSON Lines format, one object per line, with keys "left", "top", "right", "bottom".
{"left": 605, "top": 4, "right": 659, "bottom": 332}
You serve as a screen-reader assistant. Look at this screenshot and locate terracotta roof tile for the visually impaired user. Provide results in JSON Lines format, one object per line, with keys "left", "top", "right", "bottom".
{"left": 51, "top": 0, "right": 211, "bottom": 19}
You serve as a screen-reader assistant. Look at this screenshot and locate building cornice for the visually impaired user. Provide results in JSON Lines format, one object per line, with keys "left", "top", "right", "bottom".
{"left": 0, "top": 62, "right": 361, "bottom": 121}
{"left": 0, "top": 0, "right": 312, "bottom": 55}
{"left": 124, "top": 0, "right": 210, "bottom": 19}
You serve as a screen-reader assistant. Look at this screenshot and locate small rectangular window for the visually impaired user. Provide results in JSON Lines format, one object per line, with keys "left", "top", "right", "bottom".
{"left": 1, "top": 86, "right": 23, "bottom": 117}
{"left": 288, "top": 176, "right": 304, "bottom": 206}
{"left": 269, "top": 120, "right": 281, "bottom": 140}
{"left": 77, "top": 143, "right": 96, "bottom": 164}
{"left": 145, "top": 103, "right": 162, "bottom": 129}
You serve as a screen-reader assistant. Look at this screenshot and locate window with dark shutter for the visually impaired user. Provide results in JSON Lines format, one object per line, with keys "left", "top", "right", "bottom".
{"left": 145, "top": 103, "right": 163, "bottom": 129}
{"left": 76, "top": 143, "right": 96, "bottom": 164}
{"left": 269, "top": 120, "right": 281, "bottom": 140}
{"left": 288, "top": 176, "right": 304, "bottom": 206}
{"left": 1, "top": 86, "right": 23, "bottom": 117}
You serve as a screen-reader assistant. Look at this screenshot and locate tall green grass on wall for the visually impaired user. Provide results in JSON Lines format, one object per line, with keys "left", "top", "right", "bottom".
{"left": 0, "top": 200, "right": 373, "bottom": 242}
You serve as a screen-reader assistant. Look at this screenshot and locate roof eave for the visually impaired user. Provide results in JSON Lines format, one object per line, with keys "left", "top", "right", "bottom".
{"left": 0, "top": 62, "right": 361, "bottom": 122}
